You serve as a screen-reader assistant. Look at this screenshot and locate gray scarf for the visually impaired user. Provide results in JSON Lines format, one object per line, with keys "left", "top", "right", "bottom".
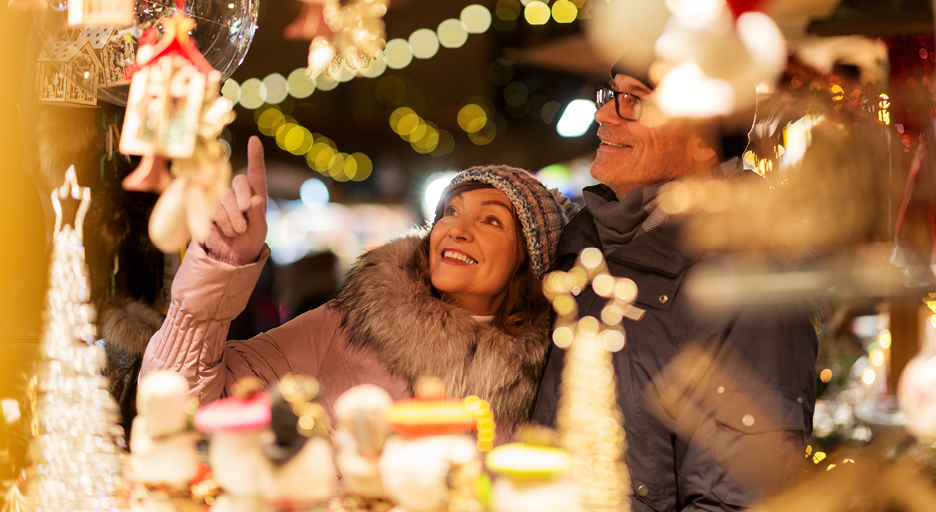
{"left": 586, "top": 158, "right": 744, "bottom": 253}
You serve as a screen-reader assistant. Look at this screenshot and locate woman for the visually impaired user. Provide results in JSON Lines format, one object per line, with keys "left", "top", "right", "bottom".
{"left": 141, "top": 137, "right": 573, "bottom": 435}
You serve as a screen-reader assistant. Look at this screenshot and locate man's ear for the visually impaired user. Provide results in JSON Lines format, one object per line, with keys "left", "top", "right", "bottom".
{"left": 690, "top": 133, "right": 717, "bottom": 164}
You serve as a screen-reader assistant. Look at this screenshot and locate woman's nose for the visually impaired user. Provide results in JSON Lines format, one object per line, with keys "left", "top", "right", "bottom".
{"left": 449, "top": 216, "right": 474, "bottom": 241}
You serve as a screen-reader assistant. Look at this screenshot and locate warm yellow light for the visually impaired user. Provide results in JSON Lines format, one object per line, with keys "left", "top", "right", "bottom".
{"left": 409, "top": 29, "right": 440, "bottom": 59}
{"left": 458, "top": 104, "right": 487, "bottom": 133}
{"left": 396, "top": 113, "right": 421, "bottom": 137}
{"left": 221, "top": 79, "right": 241, "bottom": 103}
{"left": 602, "top": 330, "right": 625, "bottom": 352}
{"left": 263, "top": 73, "right": 289, "bottom": 105}
{"left": 437, "top": 19, "right": 469, "bottom": 48}
{"left": 551, "top": 0, "right": 577, "bottom": 22}
{"left": 524, "top": 1, "right": 550, "bottom": 25}
{"left": 238, "top": 78, "right": 268, "bottom": 109}
{"left": 553, "top": 326, "right": 574, "bottom": 348}
{"left": 468, "top": 122, "right": 496, "bottom": 145}
{"left": 257, "top": 108, "right": 285, "bottom": 136}
{"left": 287, "top": 68, "right": 315, "bottom": 99}
{"left": 384, "top": 38, "right": 413, "bottom": 69}
{"left": 349, "top": 153, "right": 373, "bottom": 181}
{"left": 390, "top": 107, "right": 416, "bottom": 133}
{"left": 275, "top": 123, "right": 297, "bottom": 150}
{"left": 813, "top": 451, "right": 827, "bottom": 464}
{"left": 861, "top": 368, "right": 875, "bottom": 385}
{"left": 283, "top": 125, "right": 307, "bottom": 153}
{"left": 461, "top": 4, "right": 493, "bottom": 33}
{"left": 829, "top": 84, "right": 844, "bottom": 101}
{"left": 343, "top": 156, "right": 358, "bottom": 180}
{"left": 820, "top": 368, "right": 832, "bottom": 383}
{"left": 431, "top": 129, "right": 456, "bottom": 157}
{"left": 870, "top": 350, "right": 885, "bottom": 367}
{"left": 878, "top": 330, "right": 891, "bottom": 349}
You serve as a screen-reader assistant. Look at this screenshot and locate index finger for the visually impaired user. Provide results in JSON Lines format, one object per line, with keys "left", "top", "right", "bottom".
{"left": 246, "top": 136, "right": 267, "bottom": 202}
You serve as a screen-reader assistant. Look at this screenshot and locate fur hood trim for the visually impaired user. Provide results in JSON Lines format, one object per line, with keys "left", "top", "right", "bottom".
{"left": 333, "top": 234, "right": 552, "bottom": 433}
{"left": 100, "top": 297, "right": 165, "bottom": 357}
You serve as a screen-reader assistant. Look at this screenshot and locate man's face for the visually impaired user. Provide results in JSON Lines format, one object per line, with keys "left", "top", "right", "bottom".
{"left": 590, "top": 74, "right": 700, "bottom": 199}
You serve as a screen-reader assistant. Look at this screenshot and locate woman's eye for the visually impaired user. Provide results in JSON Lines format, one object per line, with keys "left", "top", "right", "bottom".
{"left": 443, "top": 206, "right": 457, "bottom": 216}
{"left": 485, "top": 216, "right": 501, "bottom": 226}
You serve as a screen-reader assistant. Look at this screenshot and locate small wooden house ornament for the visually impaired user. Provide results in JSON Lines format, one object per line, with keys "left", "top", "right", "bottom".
{"left": 78, "top": 26, "right": 135, "bottom": 87}
{"left": 67, "top": 0, "right": 133, "bottom": 28}
{"left": 120, "top": 14, "right": 220, "bottom": 160}
{"left": 37, "top": 37, "right": 103, "bottom": 106}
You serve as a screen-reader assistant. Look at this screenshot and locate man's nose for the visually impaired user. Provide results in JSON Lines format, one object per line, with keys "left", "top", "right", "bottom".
{"left": 594, "top": 100, "right": 624, "bottom": 125}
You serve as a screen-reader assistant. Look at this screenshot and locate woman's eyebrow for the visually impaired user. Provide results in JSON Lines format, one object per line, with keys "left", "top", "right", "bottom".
{"left": 481, "top": 200, "right": 513, "bottom": 212}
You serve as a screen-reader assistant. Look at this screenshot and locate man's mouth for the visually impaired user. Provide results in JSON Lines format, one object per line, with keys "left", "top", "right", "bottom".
{"left": 600, "top": 139, "right": 630, "bottom": 148}
{"left": 442, "top": 250, "right": 478, "bottom": 265}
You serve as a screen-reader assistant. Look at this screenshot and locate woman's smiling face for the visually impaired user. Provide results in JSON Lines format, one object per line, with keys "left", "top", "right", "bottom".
{"left": 429, "top": 187, "right": 520, "bottom": 316}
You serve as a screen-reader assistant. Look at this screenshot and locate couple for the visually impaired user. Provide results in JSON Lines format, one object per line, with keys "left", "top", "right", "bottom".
{"left": 142, "top": 64, "right": 817, "bottom": 512}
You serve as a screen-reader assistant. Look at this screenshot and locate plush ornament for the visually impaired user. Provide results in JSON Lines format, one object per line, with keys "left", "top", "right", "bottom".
{"left": 333, "top": 385, "right": 394, "bottom": 500}
{"left": 261, "top": 375, "right": 337, "bottom": 511}
{"left": 378, "top": 378, "right": 484, "bottom": 512}
{"left": 486, "top": 443, "right": 582, "bottom": 512}
{"left": 129, "top": 372, "right": 199, "bottom": 488}
{"left": 194, "top": 378, "right": 273, "bottom": 512}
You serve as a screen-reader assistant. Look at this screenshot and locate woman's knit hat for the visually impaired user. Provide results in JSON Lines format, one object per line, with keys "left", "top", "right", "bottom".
{"left": 435, "top": 165, "right": 578, "bottom": 279}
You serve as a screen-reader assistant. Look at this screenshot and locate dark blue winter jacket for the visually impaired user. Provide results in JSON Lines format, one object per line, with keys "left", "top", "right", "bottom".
{"left": 532, "top": 183, "right": 818, "bottom": 512}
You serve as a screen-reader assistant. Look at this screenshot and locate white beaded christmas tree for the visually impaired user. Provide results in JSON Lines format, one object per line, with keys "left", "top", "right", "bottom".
{"left": 543, "top": 247, "right": 645, "bottom": 512}
{"left": 26, "top": 166, "right": 126, "bottom": 512}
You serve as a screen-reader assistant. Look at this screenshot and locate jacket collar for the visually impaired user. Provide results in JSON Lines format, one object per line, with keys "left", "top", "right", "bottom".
{"left": 558, "top": 184, "right": 698, "bottom": 278}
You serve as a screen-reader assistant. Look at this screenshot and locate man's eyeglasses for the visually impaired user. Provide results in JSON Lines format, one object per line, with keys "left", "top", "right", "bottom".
{"left": 596, "top": 85, "right": 644, "bottom": 121}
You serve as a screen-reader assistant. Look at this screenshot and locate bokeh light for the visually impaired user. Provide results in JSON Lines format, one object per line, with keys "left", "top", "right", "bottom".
{"left": 861, "top": 368, "right": 875, "bottom": 385}
{"left": 287, "top": 68, "right": 316, "bottom": 99}
{"left": 820, "top": 368, "right": 832, "bottom": 383}
{"left": 359, "top": 51, "right": 388, "bottom": 78}
{"left": 503, "top": 81, "right": 528, "bottom": 106}
{"left": 524, "top": 1, "right": 550, "bottom": 25}
{"left": 878, "top": 330, "right": 891, "bottom": 349}
{"left": 556, "top": 99, "right": 597, "bottom": 137}
{"left": 458, "top": 104, "right": 488, "bottom": 133}
{"left": 349, "top": 153, "right": 373, "bottom": 181}
{"left": 468, "top": 121, "right": 496, "bottom": 145}
{"left": 238, "top": 78, "right": 268, "bottom": 109}
{"left": 432, "top": 130, "right": 456, "bottom": 156}
{"left": 263, "top": 73, "right": 289, "bottom": 105}
{"left": 438, "top": 19, "right": 469, "bottom": 49}
{"left": 316, "top": 73, "right": 339, "bottom": 91}
{"left": 495, "top": 0, "right": 521, "bottom": 21}
{"left": 422, "top": 171, "right": 459, "bottom": 219}
{"left": 300, "top": 178, "right": 329, "bottom": 206}
{"left": 221, "top": 79, "right": 240, "bottom": 103}
{"left": 390, "top": 107, "right": 417, "bottom": 134}
{"left": 257, "top": 107, "right": 286, "bottom": 136}
{"left": 385, "top": 38, "right": 414, "bottom": 69}
{"left": 409, "top": 29, "right": 440, "bottom": 59}
{"left": 461, "top": 4, "right": 493, "bottom": 33}
{"left": 870, "top": 350, "right": 885, "bottom": 367}
{"left": 551, "top": 0, "right": 577, "bottom": 22}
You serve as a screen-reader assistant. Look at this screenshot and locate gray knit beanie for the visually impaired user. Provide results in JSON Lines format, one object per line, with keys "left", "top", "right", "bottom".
{"left": 435, "top": 165, "right": 577, "bottom": 279}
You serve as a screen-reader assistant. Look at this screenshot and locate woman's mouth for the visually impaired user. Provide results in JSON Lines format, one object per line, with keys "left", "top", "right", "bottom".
{"left": 442, "top": 250, "right": 478, "bottom": 265}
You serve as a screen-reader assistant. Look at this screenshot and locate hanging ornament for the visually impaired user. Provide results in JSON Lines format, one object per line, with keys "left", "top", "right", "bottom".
{"left": 543, "top": 248, "right": 643, "bottom": 512}
{"left": 36, "top": 36, "right": 103, "bottom": 106}
{"left": 120, "top": 12, "right": 236, "bottom": 252}
{"left": 24, "top": 166, "right": 126, "bottom": 512}
{"left": 304, "top": 0, "right": 389, "bottom": 78}
{"left": 67, "top": 0, "right": 133, "bottom": 28}
{"left": 77, "top": 25, "right": 135, "bottom": 87}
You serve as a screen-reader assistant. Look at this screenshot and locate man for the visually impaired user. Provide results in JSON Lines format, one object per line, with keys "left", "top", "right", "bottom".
{"left": 531, "top": 63, "right": 818, "bottom": 511}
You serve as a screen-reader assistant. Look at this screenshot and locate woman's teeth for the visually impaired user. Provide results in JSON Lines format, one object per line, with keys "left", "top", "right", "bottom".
{"left": 443, "top": 250, "right": 477, "bottom": 264}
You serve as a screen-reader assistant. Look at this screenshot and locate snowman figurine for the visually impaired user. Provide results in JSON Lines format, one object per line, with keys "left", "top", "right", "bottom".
{"left": 484, "top": 428, "right": 582, "bottom": 512}
{"left": 378, "top": 377, "right": 484, "bottom": 512}
{"left": 261, "top": 375, "right": 337, "bottom": 511}
{"left": 129, "top": 371, "right": 200, "bottom": 511}
{"left": 332, "top": 384, "right": 394, "bottom": 511}
{"left": 194, "top": 378, "right": 273, "bottom": 512}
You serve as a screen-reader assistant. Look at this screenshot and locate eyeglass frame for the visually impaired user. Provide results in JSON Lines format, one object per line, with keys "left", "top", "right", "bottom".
{"left": 595, "top": 85, "right": 645, "bottom": 122}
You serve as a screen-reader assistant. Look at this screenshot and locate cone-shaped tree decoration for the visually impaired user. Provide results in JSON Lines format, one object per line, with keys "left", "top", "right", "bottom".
{"left": 25, "top": 166, "right": 126, "bottom": 511}
{"left": 543, "top": 248, "right": 647, "bottom": 512}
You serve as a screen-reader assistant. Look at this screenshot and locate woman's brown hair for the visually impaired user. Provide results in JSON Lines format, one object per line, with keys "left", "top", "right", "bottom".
{"left": 410, "top": 182, "right": 551, "bottom": 336}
